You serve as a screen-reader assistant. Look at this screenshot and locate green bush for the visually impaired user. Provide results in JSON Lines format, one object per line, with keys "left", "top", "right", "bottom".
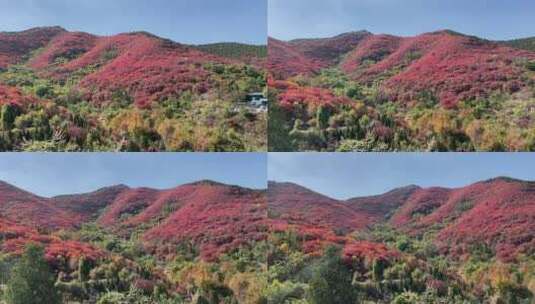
{"left": 4, "top": 244, "right": 61, "bottom": 304}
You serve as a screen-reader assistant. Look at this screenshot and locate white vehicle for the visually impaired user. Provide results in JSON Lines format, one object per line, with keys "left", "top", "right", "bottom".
{"left": 247, "top": 93, "right": 268, "bottom": 107}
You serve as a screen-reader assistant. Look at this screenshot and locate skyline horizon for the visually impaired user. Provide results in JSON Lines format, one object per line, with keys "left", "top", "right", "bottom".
{"left": 268, "top": 153, "right": 535, "bottom": 200}
{"left": 0, "top": 153, "right": 267, "bottom": 197}
{"left": 2, "top": 25, "right": 268, "bottom": 46}
{"left": 0, "top": 178, "right": 267, "bottom": 199}
{"left": 269, "top": 0, "right": 535, "bottom": 42}
{"left": 0, "top": 0, "right": 267, "bottom": 45}
{"left": 268, "top": 175, "right": 531, "bottom": 201}
{"left": 268, "top": 27, "right": 535, "bottom": 42}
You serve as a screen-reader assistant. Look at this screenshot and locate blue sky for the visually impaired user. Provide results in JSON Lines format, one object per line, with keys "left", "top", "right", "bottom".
{"left": 269, "top": 0, "right": 535, "bottom": 41}
{"left": 268, "top": 153, "right": 535, "bottom": 200}
{"left": 0, "top": 153, "right": 267, "bottom": 197}
{"left": 0, "top": 0, "right": 267, "bottom": 44}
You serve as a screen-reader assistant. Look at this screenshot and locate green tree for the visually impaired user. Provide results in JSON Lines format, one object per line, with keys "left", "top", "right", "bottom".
{"left": 268, "top": 94, "right": 295, "bottom": 151}
{"left": 4, "top": 244, "right": 61, "bottom": 304}
{"left": 308, "top": 246, "right": 357, "bottom": 304}
{"left": 1, "top": 103, "right": 21, "bottom": 130}
{"left": 78, "top": 256, "right": 91, "bottom": 282}
{"left": 372, "top": 259, "right": 387, "bottom": 281}
{"left": 35, "top": 84, "right": 53, "bottom": 98}
{"left": 316, "top": 106, "right": 331, "bottom": 130}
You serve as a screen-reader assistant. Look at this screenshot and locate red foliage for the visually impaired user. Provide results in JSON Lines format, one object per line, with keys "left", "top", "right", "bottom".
{"left": 28, "top": 31, "right": 98, "bottom": 69}
{"left": 0, "top": 84, "right": 38, "bottom": 106}
{"left": 30, "top": 33, "right": 230, "bottom": 107}
{"left": 0, "top": 181, "right": 82, "bottom": 229}
{"left": 341, "top": 31, "right": 535, "bottom": 107}
{"left": 51, "top": 185, "right": 130, "bottom": 221}
{"left": 278, "top": 85, "right": 351, "bottom": 108}
{"left": 140, "top": 183, "right": 267, "bottom": 261}
{"left": 269, "top": 179, "right": 535, "bottom": 262}
{"left": 268, "top": 182, "right": 373, "bottom": 232}
{"left": 268, "top": 182, "right": 399, "bottom": 261}
{"left": 268, "top": 32, "right": 370, "bottom": 79}
{"left": 1, "top": 28, "right": 245, "bottom": 107}
{"left": 342, "top": 241, "right": 399, "bottom": 263}
{"left": 0, "top": 26, "right": 65, "bottom": 69}
{"left": 346, "top": 185, "right": 420, "bottom": 220}
{"left": 389, "top": 177, "right": 535, "bottom": 261}
{"left": 0, "top": 180, "right": 267, "bottom": 262}
{"left": 268, "top": 38, "right": 327, "bottom": 79}
{"left": 271, "top": 30, "right": 535, "bottom": 107}
{"left": 0, "top": 218, "right": 103, "bottom": 263}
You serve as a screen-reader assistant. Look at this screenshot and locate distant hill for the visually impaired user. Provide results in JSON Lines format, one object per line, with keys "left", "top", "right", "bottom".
{"left": 195, "top": 42, "right": 266, "bottom": 59}
{"left": 502, "top": 36, "right": 535, "bottom": 51}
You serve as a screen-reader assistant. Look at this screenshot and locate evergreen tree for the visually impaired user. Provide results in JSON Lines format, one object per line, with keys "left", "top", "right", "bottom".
{"left": 268, "top": 93, "right": 295, "bottom": 151}
{"left": 1, "top": 103, "right": 20, "bottom": 130}
{"left": 4, "top": 244, "right": 61, "bottom": 304}
{"left": 308, "top": 246, "right": 357, "bottom": 304}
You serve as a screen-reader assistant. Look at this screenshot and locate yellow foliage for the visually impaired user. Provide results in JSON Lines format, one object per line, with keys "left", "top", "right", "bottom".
{"left": 227, "top": 272, "right": 267, "bottom": 304}
{"left": 109, "top": 110, "right": 148, "bottom": 134}
{"left": 156, "top": 119, "right": 193, "bottom": 151}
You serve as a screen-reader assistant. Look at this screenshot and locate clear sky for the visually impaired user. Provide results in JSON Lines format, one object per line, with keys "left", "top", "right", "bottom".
{"left": 268, "top": 153, "right": 535, "bottom": 200}
{"left": 269, "top": 0, "right": 535, "bottom": 41}
{"left": 0, "top": 153, "right": 267, "bottom": 197}
{"left": 0, "top": 0, "right": 267, "bottom": 44}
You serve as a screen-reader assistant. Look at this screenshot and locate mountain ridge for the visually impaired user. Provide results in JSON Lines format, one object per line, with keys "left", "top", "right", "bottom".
{"left": 269, "top": 29, "right": 535, "bottom": 107}
{"left": 268, "top": 177, "right": 535, "bottom": 261}
{"left": 0, "top": 179, "right": 266, "bottom": 261}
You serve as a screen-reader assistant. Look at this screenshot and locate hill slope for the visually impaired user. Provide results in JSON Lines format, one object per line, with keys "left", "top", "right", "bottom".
{"left": 268, "top": 178, "right": 535, "bottom": 261}
{"left": 0, "top": 27, "right": 267, "bottom": 107}
{"left": 195, "top": 42, "right": 267, "bottom": 66}
{"left": 0, "top": 180, "right": 267, "bottom": 261}
{"left": 269, "top": 30, "right": 535, "bottom": 107}
{"left": 0, "top": 27, "right": 267, "bottom": 152}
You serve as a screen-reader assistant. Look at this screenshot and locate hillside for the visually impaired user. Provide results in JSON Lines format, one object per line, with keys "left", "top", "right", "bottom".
{"left": 0, "top": 27, "right": 267, "bottom": 152}
{"left": 0, "top": 180, "right": 266, "bottom": 261}
{"left": 0, "top": 26, "right": 65, "bottom": 70}
{"left": 268, "top": 181, "right": 400, "bottom": 260}
{"left": 0, "top": 180, "right": 268, "bottom": 303}
{"left": 195, "top": 42, "right": 267, "bottom": 66}
{"left": 502, "top": 36, "right": 535, "bottom": 52}
{"left": 268, "top": 30, "right": 535, "bottom": 152}
{"left": 267, "top": 178, "right": 535, "bottom": 303}
{"left": 269, "top": 178, "right": 535, "bottom": 262}
{"left": 270, "top": 30, "right": 535, "bottom": 107}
